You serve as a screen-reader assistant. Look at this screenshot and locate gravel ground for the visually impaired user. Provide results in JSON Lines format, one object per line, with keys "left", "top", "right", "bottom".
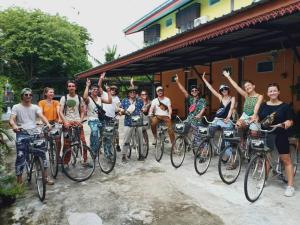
{"left": 0, "top": 118, "right": 299, "bottom": 225}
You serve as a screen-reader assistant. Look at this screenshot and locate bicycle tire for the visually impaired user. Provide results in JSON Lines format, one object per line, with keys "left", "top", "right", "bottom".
{"left": 171, "top": 136, "right": 186, "bottom": 168}
{"left": 33, "top": 156, "right": 46, "bottom": 201}
{"left": 218, "top": 144, "right": 242, "bottom": 184}
{"left": 98, "top": 137, "right": 116, "bottom": 174}
{"left": 26, "top": 154, "right": 33, "bottom": 183}
{"left": 49, "top": 140, "right": 59, "bottom": 179}
{"left": 140, "top": 130, "right": 149, "bottom": 159}
{"left": 244, "top": 154, "right": 266, "bottom": 202}
{"left": 62, "top": 144, "right": 95, "bottom": 182}
{"left": 155, "top": 136, "right": 164, "bottom": 162}
{"left": 194, "top": 139, "right": 212, "bottom": 175}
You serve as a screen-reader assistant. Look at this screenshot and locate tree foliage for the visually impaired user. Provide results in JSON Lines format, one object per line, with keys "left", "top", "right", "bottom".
{"left": 0, "top": 7, "right": 92, "bottom": 84}
{"left": 105, "top": 45, "right": 118, "bottom": 63}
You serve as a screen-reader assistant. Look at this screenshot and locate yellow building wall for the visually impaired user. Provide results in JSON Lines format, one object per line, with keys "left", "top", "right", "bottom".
{"left": 197, "top": 0, "right": 231, "bottom": 21}
{"left": 234, "top": 0, "right": 253, "bottom": 10}
{"left": 159, "top": 13, "right": 177, "bottom": 40}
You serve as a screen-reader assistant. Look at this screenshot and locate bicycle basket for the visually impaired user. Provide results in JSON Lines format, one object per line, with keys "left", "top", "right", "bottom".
{"left": 50, "top": 125, "right": 62, "bottom": 138}
{"left": 223, "top": 129, "right": 239, "bottom": 141}
{"left": 30, "top": 139, "right": 47, "bottom": 149}
{"left": 198, "top": 126, "right": 208, "bottom": 136}
{"left": 103, "top": 125, "right": 114, "bottom": 136}
{"left": 250, "top": 138, "right": 266, "bottom": 150}
{"left": 174, "top": 122, "right": 190, "bottom": 134}
{"left": 130, "top": 115, "right": 143, "bottom": 127}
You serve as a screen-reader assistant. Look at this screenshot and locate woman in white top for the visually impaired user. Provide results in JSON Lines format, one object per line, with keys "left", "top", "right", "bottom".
{"left": 83, "top": 78, "right": 112, "bottom": 155}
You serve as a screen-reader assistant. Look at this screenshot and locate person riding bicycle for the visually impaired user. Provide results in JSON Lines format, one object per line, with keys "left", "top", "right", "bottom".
{"left": 83, "top": 75, "right": 112, "bottom": 157}
{"left": 9, "top": 88, "right": 53, "bottom": 185}
{"left": 99, "top": 74, "right": 122, "bottom": 152}
{"left": 148, "top": 86, "right": 176, "bottom": 152}
{"left": 119, "top": 86, "right": 144, "bottom": 163}
{"left": 223, "top": 70, "right": 263, "bottom": 146}
{"left": 258, "top": 83, "right": 295, "bottom": 197}
{"left": 59, "top": 80, "right": 87, "bottom": 165}
{"left": 38, "top": 87, "right": 62, "bottom": 163}
{"left": 174, "top": 74, "right": 206, "bottom": 148}
{"left": 202, "top": 72, "right": 235, "bottom": 128}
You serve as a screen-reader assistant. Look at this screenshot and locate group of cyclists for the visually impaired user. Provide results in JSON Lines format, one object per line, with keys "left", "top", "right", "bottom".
{"left": 9, "top": 70, "right": 296, "bottom": 198}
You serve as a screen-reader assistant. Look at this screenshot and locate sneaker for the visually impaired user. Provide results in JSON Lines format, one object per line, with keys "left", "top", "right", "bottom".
{"left": 122, "top": 155, "right": 127, "bottom": 163}
{"left": 46, "top": 178, "right": 54, "bottom": 185}
{"left": 116, "top": 145, "right": 121, "bottom": 152}
{"left": 284, "top": 186, "right": 295, "bottom": 197}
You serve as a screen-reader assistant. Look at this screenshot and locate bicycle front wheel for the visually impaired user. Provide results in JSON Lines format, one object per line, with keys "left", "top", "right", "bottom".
{"left": 155, "top": 136, "right": 164, "bottom": 162}
{"left": 98, "top": 137, "right": 116, "bottom": 174}
{"left": 171, "top": 136, "right": 186, "bottom": 168}
{"left": 244, "top": 154, "right": 266, "bottom": 202}
{"left": 48, "top": 140, "right": 58, "bottom": 178}
{"left": 62, "top": 144, "right": 95, "bottom": 182}
{"left": 194, "top": 139, "right": 212, "bottom": 175}
{"left": 33, "top": 156, "right": 46, "bottom": 201}
{"left": 218, "top": 144, "right": 242, "bottom": 184}
{"left": 140, "top": 130, "right": 149, "bottom": 159}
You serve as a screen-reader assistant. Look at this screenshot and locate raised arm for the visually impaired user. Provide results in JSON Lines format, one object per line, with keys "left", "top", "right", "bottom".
{"left": 130, "top": 77, "right": 134, "bottom": 88}
{"left": 174, "top": 74, "right": 189, "bottom": 98}
{"left": 202, "top": 72, "right": 222, "bottom": 101}
{"left": 223, "top": 70, "right": 247, "bottom": 98}
{"left": 83, "top": 78, "right": 91, "bottom": 104}
{"left": 98, "top": 72, "right": 106, "bottom": 88}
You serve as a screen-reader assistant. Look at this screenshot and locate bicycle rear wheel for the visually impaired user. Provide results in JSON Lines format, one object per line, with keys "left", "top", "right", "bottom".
{"left": 98, "top": 137, "right": 116, "bottom": 174}
{"left": 33, "top": 156, "right": 46, "bottom": 201}
{"left": 194, "top": 139, "right": 212, "bottom": 175}
{"left": 140, "top": 130, "right": 149, "bottom": 159}
{"left": 218, "top": 144, "right": 242, "bottom": 184}
{"left": 48, "top": 140, "right": 58, "bottom": 178}
{"left": 62, "top": 144, "right": 95, "bottom": 182}
{"left": 155, "top": 136, "right": 164, "bottom": 162}
{"left": 244, "top": 154, "right": 266, "bottom": 202}
{"left": 171, "top": 136, "right": 186, "bottom": 168}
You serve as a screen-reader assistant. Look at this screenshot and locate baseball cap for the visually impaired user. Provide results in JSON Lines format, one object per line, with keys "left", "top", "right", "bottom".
{"left": 156, "top": 86, "right": 163, "bottom": 92}
{"left": 219, "top": 84, "right": 229, "bottom": 91}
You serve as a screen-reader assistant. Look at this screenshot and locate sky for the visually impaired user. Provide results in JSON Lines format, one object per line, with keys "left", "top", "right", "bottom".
{"left": 0, "top": 0, "right": 166, "bottom": 65}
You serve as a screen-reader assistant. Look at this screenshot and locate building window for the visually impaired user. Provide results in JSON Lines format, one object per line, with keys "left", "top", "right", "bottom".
{"left": 176, "top": 3, "right": 200, "bottom": 32}
{"left": 144, "top": 24, "right": 160, "bottom": 46}
{"left": 165, "top": 18, "right": 172, "bottom": 27}
{"left": 209, "top": 0, "right": 220, "bottom": 6}
{"left": 256, "top": 61, "right": 273, "bottom": 73}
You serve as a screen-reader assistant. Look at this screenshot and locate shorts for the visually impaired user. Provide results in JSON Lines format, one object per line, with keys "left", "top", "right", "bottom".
{"left": 239, "top": 112, "right": 260, "bottom": 131}
{"left": 267, "top": 132, "right": 290, "bottom": 155}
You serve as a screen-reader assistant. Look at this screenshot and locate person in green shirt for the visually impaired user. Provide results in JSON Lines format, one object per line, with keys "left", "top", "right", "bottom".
{"left": 174, "top": 74, "right": 207, "bottom": 126}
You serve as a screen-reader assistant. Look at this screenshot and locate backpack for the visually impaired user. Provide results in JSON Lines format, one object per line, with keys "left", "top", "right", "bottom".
{"left": 63, "top": 94, "right": 82, "bottom": 115}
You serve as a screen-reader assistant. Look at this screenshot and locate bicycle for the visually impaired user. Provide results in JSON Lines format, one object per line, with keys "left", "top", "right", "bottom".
{"left": 153, "top": 119, "right": 168, "bottom": 162}
{"left": 171, "top": 116, "right": 199, "bottom": 168}
{"left": 44, "top": 123, "right": 62, "bottom": 179}
{"left": 19, "top": 126, "right": 48, "bottom": 201}
{"left": 244, "top": 124, "right": 299, "bottom": 202}
{"left": 97, "top": 118, "right": 117, "bottom": 174}
{"left": 193, "top": 117, "right": 224, "bottom": 175}
{"left": 61, "top": 121, "right": 95, "bottom": 182}
{"left": 127, "top": 113, "right": 149, "bottom": 160}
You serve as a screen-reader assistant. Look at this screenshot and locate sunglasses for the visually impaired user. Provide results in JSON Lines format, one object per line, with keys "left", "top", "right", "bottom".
{"left": 191, "top": 89, "right": 198, "bottom": 92}
{"left": 24, "top": 93, "right": 33, "bottom": 97}
{"left": 220, "top": 88, "right": 229, "bottom": 92}
{"left": 141, "top": 93, "right": 147, "bottom": 96}
{"left": 68, "top": 85, "right": 76, "bottom": 87}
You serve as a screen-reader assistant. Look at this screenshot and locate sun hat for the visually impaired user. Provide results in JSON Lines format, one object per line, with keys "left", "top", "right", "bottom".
{"left": 156, "top": 86, "right": 163, "bottom": 92}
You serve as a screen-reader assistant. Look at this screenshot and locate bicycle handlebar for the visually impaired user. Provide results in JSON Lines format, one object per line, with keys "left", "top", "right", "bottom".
{"left": 256, "top": 123, "right": 284, "bottom": 133}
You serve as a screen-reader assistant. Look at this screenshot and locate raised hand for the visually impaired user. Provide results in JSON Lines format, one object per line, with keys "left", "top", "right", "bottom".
{"left": 223, "top": 70, "right": 230, "bottom": 78}
{"left": 202, "top": 72, "right": 206, "bottom": 79}
{"left": 174, "top": 74, "right": 178, "bottom": 82}
{"left": 100, "top": 72, "right": 106, "bottom": 80}
{"left": 86, "top": 78, "right": 91, "bottom": 87}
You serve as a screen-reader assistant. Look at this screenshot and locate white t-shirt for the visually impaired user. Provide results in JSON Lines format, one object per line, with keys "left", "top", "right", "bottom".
{"left": 11, "top": 103, "right": 41, "bottom": 130}
{"left": 86, "top": 96, "right": 102, "bottom": 120}
{"left": 60, "top": 94, "right": 84, "bottom": 122}
{"left": 151, "top": 97, "right": 171, "bottom": 116}
{"left": 102, "top": 92, "right": 120, "bottom": 118}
